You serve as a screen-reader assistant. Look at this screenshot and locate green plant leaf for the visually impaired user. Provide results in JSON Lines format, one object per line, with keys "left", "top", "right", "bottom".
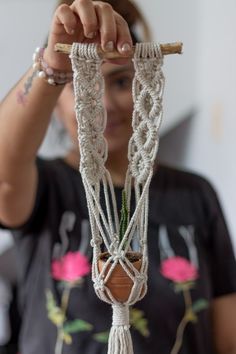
{"left": 119, "top": 189, "right": 129, "bottom": 243}
{"left": 63, "top": 319, "right": 93, "bottom": 334}
{"left": 192, "top": 299, "right": 209, "bottom": 313}
{"left": 93, "top": 331, "right": 110, "bottom": 343}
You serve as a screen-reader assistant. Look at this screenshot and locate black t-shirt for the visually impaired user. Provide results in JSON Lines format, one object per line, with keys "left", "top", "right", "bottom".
{"left": 2, "top": 158, "right": 236, "bottom": 354}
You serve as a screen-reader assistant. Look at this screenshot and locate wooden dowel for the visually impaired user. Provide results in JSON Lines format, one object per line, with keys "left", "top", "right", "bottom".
{"left": 54, "top": 42, "right": 183, "bottom": 59}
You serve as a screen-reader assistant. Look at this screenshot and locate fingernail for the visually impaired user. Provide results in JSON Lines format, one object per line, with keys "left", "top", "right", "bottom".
{"left": 104, "top": 41, "right": 114, "bottom": 52}
{"left": 121, "top": 43, "right": 132, "bottom": 52}
{"left": 86, "top": 32, "right": 96, "bottom": 39}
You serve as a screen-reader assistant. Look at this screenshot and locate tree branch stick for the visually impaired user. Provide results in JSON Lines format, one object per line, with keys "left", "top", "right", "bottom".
{"left": 54, "top": 42, "right": 183, "bottom": 59}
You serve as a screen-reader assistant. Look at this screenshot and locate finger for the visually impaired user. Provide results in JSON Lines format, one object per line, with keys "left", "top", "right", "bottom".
{"left": 71, "top": 0, "right": 98, "bottom": 39}
{"left": 115, "top": 13, "right": 133, "bottom": 56}
{"left": 95, "top": 2, "right": 117, "bottom": 52}
{"left": 55, "top": 4, "right": 79, "bottom": 35}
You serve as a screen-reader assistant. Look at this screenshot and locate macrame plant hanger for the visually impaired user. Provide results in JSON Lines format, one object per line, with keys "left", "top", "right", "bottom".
{"left": 69, "top": 42, "right": 165, "bottom": 354}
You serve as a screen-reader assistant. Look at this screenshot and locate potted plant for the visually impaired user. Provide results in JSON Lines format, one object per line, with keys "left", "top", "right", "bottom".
{"left": 98, "top": 190, "right": 143, "bottom": 302}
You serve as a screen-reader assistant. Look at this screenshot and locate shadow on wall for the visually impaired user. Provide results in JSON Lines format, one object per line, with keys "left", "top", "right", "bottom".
{"left": 159, "top": 108, "right": 196, "bottom": 168}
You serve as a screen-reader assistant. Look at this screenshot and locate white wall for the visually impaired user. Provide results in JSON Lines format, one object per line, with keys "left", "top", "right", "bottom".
{"left": 147, "top": 0, "right": 236, "bottom": 250}
{"left": 0, "top": 0, "right": 56, "bottom": 100}
{"left": 135, "top": 0, "right": 199, "bottom": 134}
{"left": 183, "top": 0, "right": 236, "bottom": 250}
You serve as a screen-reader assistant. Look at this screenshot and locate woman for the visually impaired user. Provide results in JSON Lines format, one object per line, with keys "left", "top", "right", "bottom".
{"left": 0, "top": 0, "right": 236, "bottom": 353}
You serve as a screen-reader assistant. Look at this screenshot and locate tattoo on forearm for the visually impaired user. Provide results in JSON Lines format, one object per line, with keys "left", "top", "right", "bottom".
{"left": 16, "top": 69, "right": 38, "bottom": 106}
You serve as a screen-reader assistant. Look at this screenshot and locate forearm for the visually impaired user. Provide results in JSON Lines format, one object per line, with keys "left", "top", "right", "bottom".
{"left": 217, "top": 350, "right": 236, "bottom": 354}
{"left": 212, "top": 294, "right": 236, "bottom": 354}
{"left": 0, "top": 67, "right": 64, "bottom": 183}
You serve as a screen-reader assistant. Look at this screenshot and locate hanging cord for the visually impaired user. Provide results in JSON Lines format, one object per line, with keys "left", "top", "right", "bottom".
{"left": 70, "top": 42, "right": 165, "bottom": 354}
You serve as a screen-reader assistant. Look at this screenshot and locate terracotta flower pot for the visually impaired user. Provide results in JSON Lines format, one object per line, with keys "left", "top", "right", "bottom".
{"left": 98, "top": 252, "right": 142, "bottom": 302}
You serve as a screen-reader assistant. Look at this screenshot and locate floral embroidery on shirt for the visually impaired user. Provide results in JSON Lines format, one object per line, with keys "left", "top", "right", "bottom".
{"left": 130, "top": 307, "right": 150, "bottom": 337}
{"left": 46, "top": 251, "right": 92, "bottom": 354}
{"left": 51, "top": 251, "right": 91, "bottom": 282}
{"left": 160, "top": 256, "right": 208, "bottom": 354}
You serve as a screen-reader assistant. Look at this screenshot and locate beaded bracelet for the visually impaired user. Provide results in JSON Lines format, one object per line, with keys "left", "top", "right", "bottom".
{"left": 32, "top": 47, "right": 73, "bottom": 86}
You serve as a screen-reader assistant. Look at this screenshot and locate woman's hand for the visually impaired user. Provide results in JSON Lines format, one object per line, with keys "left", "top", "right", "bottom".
{"left": 44, "top": 0, "right": 133, "bottom": 70}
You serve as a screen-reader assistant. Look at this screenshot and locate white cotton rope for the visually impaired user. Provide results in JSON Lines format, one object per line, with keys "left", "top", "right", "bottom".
{"left": 70, "top": 42, "right": 165, "bottom": 354}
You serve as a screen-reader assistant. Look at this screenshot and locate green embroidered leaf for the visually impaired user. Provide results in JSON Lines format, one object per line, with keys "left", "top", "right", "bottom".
{"left": 63, "top": 319, "right": 93, "bottom": 334}
{"left": 58, "top": 281, "right": 69, "bottom": 289}
{"left": 45, "top": 289, "right": 65, "bottom": 326}
{"left": 61, "top": 331, "right": 72, "bottom": 345}
{"left": 46, "top": 289, "right": 57, "bottom": 311}
{"left": 58, "top": 279, "right": 83, "bottom": 290}
{"left": 130, "top": 308, "right": 150, "bottom": 337}
{"left": 174, "top": 281, "right": 196, "bottom": 293}
{"left": 93, "top": 331, "right": 110, "bottom": 343}
{"left": 185, "top": 309, "right": 198, "bottom": 323}
{"left": 192, "top": 299, "right": 209, "bottom": 313}
{"left": 130, "top": 308, "right": 142, "bottom": 321}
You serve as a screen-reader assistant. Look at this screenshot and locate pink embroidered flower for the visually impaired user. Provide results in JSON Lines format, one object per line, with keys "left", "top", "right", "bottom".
{"left": 160, "top": 256, "right": 198, "bottom": 283}
{"left": 52, "top": 251, "right": 91, "bottom": 282}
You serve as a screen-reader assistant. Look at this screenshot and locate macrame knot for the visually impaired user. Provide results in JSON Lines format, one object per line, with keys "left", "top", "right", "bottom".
{"left": 70, "top": 42, "right": 100, "bottom": 61}
{"left": 134, "top": 42, "right": 163, "bottom": 63}
{"left": 112, "top": 304, "right": 130, "bottom": 327}
{"left": 81, "top": 147, "right": 106, "bottom": 184}
{"left": 90, "top": 237, "right": 103, "bottom": 248}
{"left": 130, "top": 150, "right": 152, "bottom": 183}
{"left": 71, "top": 42, "right": 107, "bottom": 186}
{"left": 135, "top": 274, "right": 146, "bottom": 284}
{"left": 127, "top": 42, "right": 164, "bottom": 185}
{"left": 94, "top": 278, "right": 105, "bottom": 292}
{"left": 112, "top": 250, "right": 126, "bottom": 263}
